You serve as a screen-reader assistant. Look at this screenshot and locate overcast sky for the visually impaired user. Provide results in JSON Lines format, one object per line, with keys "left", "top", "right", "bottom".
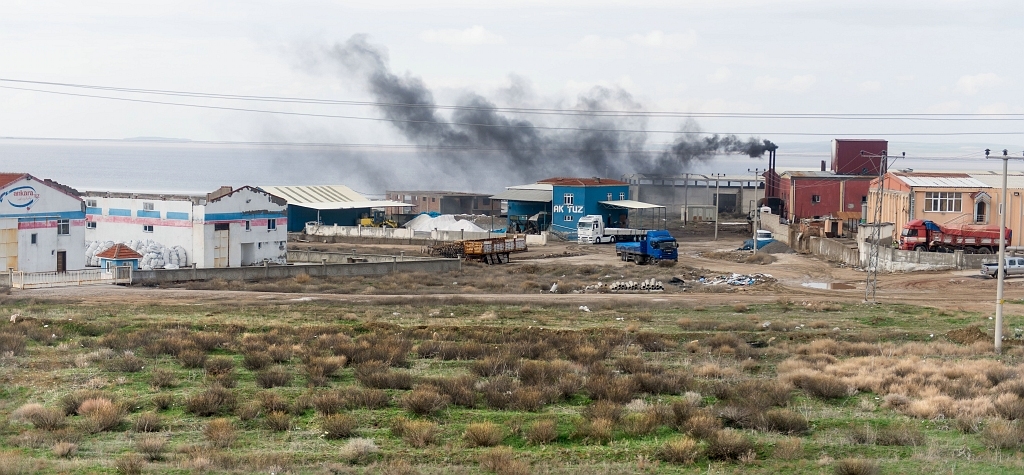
{"left": 2, "top": 0, "right": 1022, "bottom": 155}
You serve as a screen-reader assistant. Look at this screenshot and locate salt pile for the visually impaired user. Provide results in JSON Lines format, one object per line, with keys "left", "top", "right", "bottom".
{"left": 404, "top": 214, "right": 486, "bottom": 233}
{"left": 86, "top": 240, "right": 189, "bottom": 270}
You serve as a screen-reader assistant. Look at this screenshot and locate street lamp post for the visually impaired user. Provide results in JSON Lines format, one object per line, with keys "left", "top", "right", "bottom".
{"left": 712, "top": 173, "right": 725, "bottom": 241}
{"left": 992, "top": 148, "right": 1010, "bottom": 353}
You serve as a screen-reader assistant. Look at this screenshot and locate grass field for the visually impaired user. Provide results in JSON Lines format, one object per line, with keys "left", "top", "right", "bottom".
{"left": 2, "top": 296, "right": 1024, "bottom": 474}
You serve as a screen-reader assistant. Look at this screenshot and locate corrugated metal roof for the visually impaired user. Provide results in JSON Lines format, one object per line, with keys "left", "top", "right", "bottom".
{"left": 507, "top": 183, "right": 553, "bottom": 191}
{"left": 538, "top": 177, "right": 628, "bottom": 186}
{"left": 968, "top": 174, "right": 1024, "bottom": 189}
{"left": 260, "top": 185, "right": 366, "bottom": 205}
{"left": 598, "top": 200, "right": 665, "bottom": 210}
{"left": 897, "top": 175, "right": 990, "bottom": 188}
{"left": 289, "top": 200, "right": 412, "bottom": 210}
{"left": 491, "top": 189, "right": 552, "bottom": 202}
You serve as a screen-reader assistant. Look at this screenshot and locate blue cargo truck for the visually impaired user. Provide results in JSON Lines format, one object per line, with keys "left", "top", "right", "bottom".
{"left": 615, "top": 230, "right": 678, "bottom": 264}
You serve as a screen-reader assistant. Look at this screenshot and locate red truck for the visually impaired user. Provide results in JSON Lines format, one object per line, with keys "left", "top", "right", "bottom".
{"left": 899, "top": 219, "right": 1011, "bottom": 253}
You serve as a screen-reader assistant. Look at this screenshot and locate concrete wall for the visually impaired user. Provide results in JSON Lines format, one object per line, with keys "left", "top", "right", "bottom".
{"left": 289, "top": 250, "right": 443, "bottom": 263}
{"left": 809, "top": 237, "right": 860, "bottom": 266}
{"left": 304, "top": 224, "right": 513, "bottom": 242}
{"left": 759, "top": 212, "right": 791, "bottom": 245}
{"left": 131, "top": 258, "right": 461, "bottom": 285}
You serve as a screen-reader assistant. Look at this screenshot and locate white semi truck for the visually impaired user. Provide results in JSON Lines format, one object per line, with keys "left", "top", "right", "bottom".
{"left": 576, "top": 215, "right": 648, "bottom": 244}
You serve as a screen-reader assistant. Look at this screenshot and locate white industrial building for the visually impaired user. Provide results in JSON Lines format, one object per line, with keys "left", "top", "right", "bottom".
{"left": 84, "top": 186, "right": 288, "bottom": 268}
{"left": 0, "top": 173, "right": 87, "bottom": 272}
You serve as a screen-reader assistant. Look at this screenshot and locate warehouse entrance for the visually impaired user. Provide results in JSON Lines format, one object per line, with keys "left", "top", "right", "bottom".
{"left": 213, "top": 223, "right": 230, "bottom": 268}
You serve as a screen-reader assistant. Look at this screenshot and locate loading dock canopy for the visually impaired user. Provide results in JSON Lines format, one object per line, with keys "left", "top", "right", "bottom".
{"left": 491, "top": 189, "right": 553, "bottom": 202}
{"left": 598, "top": 200, "right": 665, "bottom": 210}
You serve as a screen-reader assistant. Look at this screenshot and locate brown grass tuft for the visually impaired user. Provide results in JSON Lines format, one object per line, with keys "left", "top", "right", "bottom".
{"left": 402, "top": 386, "right": 450, "bottom": 416}
{"left": 575, "top": 417, "right": 614, "bottom": 444}
{"left": 338, "top": 438, "right": 380, "bottom": 464}
{"left": 135, "top": 434, "right": 168, "bottom": 461}
{"left": 355, "top": 361, "right": 413, "bottom": 390}
{"left": 322, "top": 413, "right": 359, "bottom": 439}
{"left": 774, "top": 437, "right": 803, "bottom": 460}
{"left": 78, "top": 398, "right": 125, "bottom": 433}
{"left": 982, "top": 419, "right": 1024, "bottom": 449}
{"left": 133, "top": 412, "right": 163, "bottom": 432}
{"left": 203, "top": 418, "right": 237, "bottom": 448}
{"left": 185, "top": 386, "right": 236, "bottom": 416}
{"left": 659, "top": 436, "right": 700, "bottom": 464}
{"left": 149, "top": 368, "right": 176, "bottom": 389}
{"left": 478, "top": 447, "right": 530, "bottom": 475}
{"left": 464, "top": 421, "right": 504, "bottom": 447}
{"left": 833, "top": 458, "right": 880, "bottom": 475}
{"left": 397, "top": 419, "right": 440, "bottom": 448}
{"left": 525, "top": 419, "right": 558, "bottom": 445}
{"left": 114, "top": 453, "right": 145, "bottom": 475}
{"left": 264, "top": 411, "right": 292, "bottom": 432}
{"left": 706, "top": 429, "right": 754, "bottom": 460}
{"left": 52, "top": 441, "right": 78, "bottom": 458}
{"left": 255, "top": 366, "right": 293, "bottom": 388}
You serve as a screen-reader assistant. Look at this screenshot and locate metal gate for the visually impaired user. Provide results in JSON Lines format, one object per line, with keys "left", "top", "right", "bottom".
{"left": 213, "top": 229, "right": 229, "bottom": 268}
{"left": 11, "top": 266, "right": 132, "bottom": 289}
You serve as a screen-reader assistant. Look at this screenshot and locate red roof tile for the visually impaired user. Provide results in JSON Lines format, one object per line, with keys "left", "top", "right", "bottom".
{"left": 537, "top": 177, "right": 627, "bottom": 186}
{"left": 0, "top": 173, "right": 27, "bottom": 189}
{"left": 95, "top": 244, "right": 143, "bottom": 260}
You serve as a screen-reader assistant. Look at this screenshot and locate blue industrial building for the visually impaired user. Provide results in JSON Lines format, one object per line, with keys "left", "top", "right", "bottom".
{"left": 260, "top": 185, "right": 409, "bottom": 232}
{"left": 495, "top": 177, "right": 662, "bottom": 238}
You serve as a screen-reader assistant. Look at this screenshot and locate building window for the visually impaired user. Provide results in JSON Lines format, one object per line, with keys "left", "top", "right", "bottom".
{"left": 143, "top": 202, "right": 154, "bottom": 211}
{"left": 482, "top": 198, "right": 490, "bottom": 206}
{"left": 422, "top": 197, "right": 427, "bottom": 202}
{"left": 811, "top": 195, "right": 821, "bottom": 203}
{"left": 924, "top": 192, "right": 962, "bottom": 212}
{"left": 431, "top": 197, "right": 436, "bottom": 202}
{"left": 619, "top": 192, "right": 625, "bottom": 200}
{"left": 30, "top": 233, "right": 37, "bottom": 244}
{"left": 57, "top": 219, "right": 70, "bottom": 235}
{"left": 143, "top": 225, "right": 154, "bottom": 233}
{"left": 214, "top": 223, "right": 229, "bottom": 231}
{"left": 563, "top": 193, "right": 574, "bottom": 205}
{"left": 975, "top": 201, "right": 988, "bottom": 224}
{"left": 86, "top": 222, "right": 97, "bottom": 229}
{"left": 564, "top": 215, "right": 575, "bottom": 222}
{"left": 245, "top": 220, "right": 251, "bottom": 231}
{"left": 268, "top": 219, "right": 277, "bottom": 230}
{"left": 86, "top": 199, "right": 97, "bottom": 207}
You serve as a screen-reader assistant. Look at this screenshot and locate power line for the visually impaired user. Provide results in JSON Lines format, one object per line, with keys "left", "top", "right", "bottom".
{"left": 3, "top": 84, "right": 1023, "bottom": 138}
{"left": 2, "top": 77, "right": 1024, "bottom": 121}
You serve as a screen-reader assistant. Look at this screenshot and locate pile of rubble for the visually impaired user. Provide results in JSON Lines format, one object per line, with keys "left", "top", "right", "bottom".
{"left": 698, "top": 273, "right": 774, "bottom": 286}
{"left": 577, "top": 278, "right": 665, "bottom": 293}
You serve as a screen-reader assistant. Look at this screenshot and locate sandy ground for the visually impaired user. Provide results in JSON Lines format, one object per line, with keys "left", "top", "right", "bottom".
{"left": 23, "top": 230, "right": 1024, "bottom": 316}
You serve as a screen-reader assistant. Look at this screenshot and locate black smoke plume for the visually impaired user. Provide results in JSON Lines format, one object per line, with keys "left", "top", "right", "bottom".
{"left": 309, "top": 34, "right": 775, "bottom": 185}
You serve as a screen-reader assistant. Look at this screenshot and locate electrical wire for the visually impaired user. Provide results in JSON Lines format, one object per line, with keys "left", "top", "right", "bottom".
{"left": 3, "top": 84, "right": 1023, "bottom": 138}
{"left": 2, "top": 78, "right": 1024, "bottom": 121}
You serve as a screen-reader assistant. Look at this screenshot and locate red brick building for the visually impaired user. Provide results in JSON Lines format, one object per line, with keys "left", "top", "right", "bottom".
{"left": 778, "top": 139, "right": 887, "bottom": 225}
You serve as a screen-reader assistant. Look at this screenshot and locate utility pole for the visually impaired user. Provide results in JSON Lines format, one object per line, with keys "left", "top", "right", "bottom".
{"left": 864, "top": 151, "right": 891, "bottom": 303}
{"left": 748, "top": 168, "right": 764, "bottom": 253}
{"left": 683, "top": 173, "right": 690, "bottom": 227}
{"left": 712, "top": 174, "right": 725, "bottom": 241}
{"left": 992, "top": 148, "right": 1011, "bottom": 353}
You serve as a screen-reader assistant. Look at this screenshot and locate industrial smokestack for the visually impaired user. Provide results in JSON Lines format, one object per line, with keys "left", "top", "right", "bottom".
{"left": 821, "top": 160, "right": 827, "bottom": 172}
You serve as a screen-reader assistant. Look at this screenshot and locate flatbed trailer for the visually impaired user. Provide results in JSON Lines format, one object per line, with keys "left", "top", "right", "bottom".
{"left": 428, "top": 235, "right": 527, "bottom": 264}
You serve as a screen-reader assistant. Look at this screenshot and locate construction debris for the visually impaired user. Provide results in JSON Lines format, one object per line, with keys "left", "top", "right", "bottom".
{"left": 699, "top": 273, "right": 775, "bottom": 286}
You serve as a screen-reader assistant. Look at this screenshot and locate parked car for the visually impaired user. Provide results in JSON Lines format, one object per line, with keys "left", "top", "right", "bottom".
{"left": 981, "top": 257, "right": 1024, "bottom": 278}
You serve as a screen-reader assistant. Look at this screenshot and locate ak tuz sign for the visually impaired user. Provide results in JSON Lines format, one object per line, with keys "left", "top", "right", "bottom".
{"left": 0, "top": 186, "right": 40, "bottom": 210}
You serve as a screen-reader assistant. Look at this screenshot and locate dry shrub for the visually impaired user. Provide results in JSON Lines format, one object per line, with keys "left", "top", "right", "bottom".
{"left": 586, "top": 375, "right": 637, "bottom": 404}
{"left": 78, "top": 398, "right": 125, "bottom": 433}
{"left": 833, "top": 458, "right": 880, "bottom": 475}
{"left": 744, "top": 253, "right": 775, "bottom": 265}
{"left": 204, "top": 356, "right": 235, "bottom": 375}
{"left": 420, "top": 375, "right": 478, "bottom": 407}
{"left": 659, "top": 436, "right": 700, "bottom": 464}
{"left": 621, "top": 409, "right": 663, "bottom": 436}
{"left": 671, "top": 396, "right": 701, "bottom": 427}
{"left": 464, "top": 421, "right": 504, "bottom": 447}
{"left": 355, "top": 362, "right": 413, "bottom": 390}
{"left": 177, "top": 349, "right": 207, "bottom": 369}
{"left": 774, "top": 437, "right": 803, "bottom": 460}
{"left": 982, "top": 419, "right": 1024, "bottom": 449}
{"left": 525, "top": 419, "right": 558, "bottom": 445}
{"left": 204, "top": 418, "right": 237, "bottom": 448}
{"left": 59, "top": 390, "right": 108, "bottom": 416}
{"left": 584, "top": 400, "right": 624, "bottom": 423}
{"left": 267, "top": 344, "right": 293, "bottom": 363}
{"left": 258, "top": 391, "right": 290, "bottom": 413}
{"left": 339, "top": 438, "right": 380, "bottom": 464}
{"left": 986, "top": 366, "right": 1017, "bottom": 386}
{"left": 398, "top": 419, "right": 440, "bottom": 448}
{"left": 294, "top": 273, "right": 312, "bottom": 284}
{"left": 634, "top": 371, "right": 691, "bottom": 395}
{"left": 755, "top": 408, "right": 809, "bottom": 435}
{"left": 265, "top": 411, "right": 292, "bottom": 432}
{"left": 255, "top": 366, "right": 293, "bottom": 388}
{"left": 732, "top": 304, "right": 749, "bottom": 313}
{"left": 347, "top": 388, "right": 390, "bottom": 410}
{"left": 185, "top": 386, "right": 236, "bottom": 416}
{"left": 312, "top": 390, "right": 347, "bottom": 415}
{"left": 149, "top": 368, "right": 176, "bottom": 389}
{"left": 23, "top": 406, "right": 66, "bottom": 431}
{"left": 793, "top": 374, "right": 851, "bottom": 400}
{"left": 995, "top": 393, "right": 1024, "bottom": 420}
{"left": 471, "top": 355, "right": 521, "bottom": 377}
{"left": 133, "top": 412, "right": 163, "bottom": 432}
{"left": 402, "top": 387, "right": 450, "bottom": 416}
{"left": 728, "top": 379, "right": 792, "bottom": 409}
{"left": 478, "top": 447, "right": 530, "bottom": 475}
{"left": 305, "top": 356, "right": 347, "bottom": 386}
{"left": 242, "top": 352, "right": 272, "bottom": 371}
{"left": 152, "top": 394, "right": 174, "bottom": 411}
{"left": 236, "top": 401, "right": 261, "bottom": 421}
{"left": 322, "top": 414, "right": 358, "bottom": 439}
{"left": 481, "top": 376, "right": 518, "bottom": 410}
{"left": 575, "top": 418, "right": 614, "bottom": 444}
{"left": 114, "top": 453, "right": 145, "bottom": 475}
{"left": 135, "top": 434, "right": 168, "bottom": 461}
{"left": 106, "top": 351, "right": 145, "bottom": 373}
{"left": 875, "top": 422, "right": 924, "bottom": 446}
{"left": 52, "top": 441, "right": 78, "bottom": 458}
{"left": 684, "top": 411, "right": 722, "bottom": 439}
{"left": 955, "top": 416, "right": 982, "bottom": 434}
{"left": 510, "top": 387, "right": 546, "bottom": 412}
{"left": 706, "top": 429, "right": 754, "bottom": 460}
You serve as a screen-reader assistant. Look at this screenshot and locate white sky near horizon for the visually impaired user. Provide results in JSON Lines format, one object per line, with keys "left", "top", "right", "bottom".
{"left": 2, "top": 0, "right": 1023, "bottom": 159}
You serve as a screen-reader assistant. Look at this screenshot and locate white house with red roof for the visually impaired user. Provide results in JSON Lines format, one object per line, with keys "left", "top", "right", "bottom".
{"left": 0, "top": 173, "right": 87, "bottom": 272}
